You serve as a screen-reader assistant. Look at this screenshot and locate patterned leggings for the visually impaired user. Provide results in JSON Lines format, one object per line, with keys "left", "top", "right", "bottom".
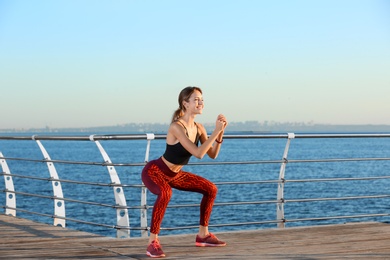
{"left": 141, "top": 157, "right": 218, "bottom": 235}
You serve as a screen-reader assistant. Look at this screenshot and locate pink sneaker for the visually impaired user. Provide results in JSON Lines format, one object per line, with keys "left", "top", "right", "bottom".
{"left": 146, "top": 239, "right": 165, "bottom": 258}
{"left": 195, "top": 233, "right": 226, "bottom": 247}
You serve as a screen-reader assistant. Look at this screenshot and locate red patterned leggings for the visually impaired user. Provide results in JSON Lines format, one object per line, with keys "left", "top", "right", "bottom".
{"left": 141, "top": 157, "right": 218, "bottom": 235}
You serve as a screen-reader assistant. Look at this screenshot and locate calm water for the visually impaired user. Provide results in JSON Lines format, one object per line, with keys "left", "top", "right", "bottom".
{"left": 1, "top": 132, "right": 390, "bottom": 237}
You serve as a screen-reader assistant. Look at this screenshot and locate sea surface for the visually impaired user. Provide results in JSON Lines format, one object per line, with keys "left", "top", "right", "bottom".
{"left": 1, "top": 132, "right": 390, "bottom": 238}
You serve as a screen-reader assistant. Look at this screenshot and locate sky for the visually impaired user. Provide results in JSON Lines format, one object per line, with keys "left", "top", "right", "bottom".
{"left": 0, "top": 0, "right": 389, "bottom": 129}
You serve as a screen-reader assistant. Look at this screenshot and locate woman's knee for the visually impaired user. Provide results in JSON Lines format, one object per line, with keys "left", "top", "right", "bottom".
{"left": 157, "top": 187, "right": 173, "bottom": 205}
{"left": 161, "top": 187, "right": 173, "bottom": 199}
{"left": 207, "top": 182, "right": 218, "bottom": 198}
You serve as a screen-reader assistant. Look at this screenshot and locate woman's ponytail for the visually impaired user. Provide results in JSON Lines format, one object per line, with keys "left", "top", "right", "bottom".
{"left": 171, "top": 107, "right": 184, "bottom": 123}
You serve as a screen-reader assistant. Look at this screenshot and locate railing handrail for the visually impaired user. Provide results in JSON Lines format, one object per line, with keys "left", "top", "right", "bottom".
{"left": 1, "top": 132, "right": 390, "bottom": 141}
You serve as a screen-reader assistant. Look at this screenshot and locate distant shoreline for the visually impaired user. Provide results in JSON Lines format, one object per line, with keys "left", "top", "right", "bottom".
{"left": 1, "top": 121, "right": 390, "bottom": 134}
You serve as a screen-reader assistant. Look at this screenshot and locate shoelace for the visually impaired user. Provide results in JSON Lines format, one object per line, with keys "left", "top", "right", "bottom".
{"left": 208, "top": 233, "right": 216, "bottom": 239}
{"left": 151, "top": 240, "right": 161, "bottom": 250}
{"left": 204, "top": 233, "right": 215, "bottom": 240}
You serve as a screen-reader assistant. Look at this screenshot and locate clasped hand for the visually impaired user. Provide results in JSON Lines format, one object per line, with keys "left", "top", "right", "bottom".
{"left": 215, "top": 114, "right": 228, "bottom": 131}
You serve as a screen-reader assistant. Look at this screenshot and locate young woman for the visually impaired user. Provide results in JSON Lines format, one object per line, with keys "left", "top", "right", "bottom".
{"left": 141, "top": 86, "right": 228, "bottom": 258}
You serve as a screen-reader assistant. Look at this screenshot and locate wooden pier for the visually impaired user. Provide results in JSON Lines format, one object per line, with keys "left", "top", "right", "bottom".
{"left": 1, "top": 214, "right": 390, "bottom": 259}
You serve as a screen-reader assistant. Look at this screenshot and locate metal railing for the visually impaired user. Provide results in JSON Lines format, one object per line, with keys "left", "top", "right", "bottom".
{"left": 1, "top": 133, "right": 390, "bottom": 238}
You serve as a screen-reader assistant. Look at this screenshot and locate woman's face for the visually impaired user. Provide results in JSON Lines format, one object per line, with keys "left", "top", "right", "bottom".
{"left": 184, "top": 90, "right": 204, "bottom": 115}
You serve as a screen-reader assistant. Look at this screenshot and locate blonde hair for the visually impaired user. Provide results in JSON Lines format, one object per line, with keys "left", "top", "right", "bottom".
{"left": 171, "top": 86, "right": 202, "bottom": 123}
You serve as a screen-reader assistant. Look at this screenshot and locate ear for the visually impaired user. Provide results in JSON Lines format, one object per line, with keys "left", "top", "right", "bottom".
{"left": 182, "top": 100, "right": 188, "bottom": 110}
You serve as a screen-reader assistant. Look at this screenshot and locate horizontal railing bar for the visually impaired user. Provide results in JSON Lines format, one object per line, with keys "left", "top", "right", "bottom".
{"left": 178, "top": 157, "right": 390, "bottom": 166}
{"left": 2, "top": 206, "right": 117, "bottom": 229}
{"left": 215, "top": 180, "right": 280, "bottom": 185}
{"left": 0, "top": 156, "right": 146, "bottom": 167}
{"left": 4, "top": 189, "right": 149, "bottom": 211}
{"left": 292, "top": 133, "right": 390, "bottom": 139}
{"left": 223, "top": 133, "right": 390, "bottom": 139}
{"left": 287, "top": 158, "right": 390, "bottom": 163}
{"left": 1, "top": 133, "right": 390, "bottom": 141}
{"left": 2, "top": 156, "right": 390, "bottom": 169}
{"left": 189, "top": 160, "right": 283, "bottom": 165}
{"left": 0, "top": 156, "right": 279, "bottom": 166}
{"left": 214, "top": 200, "right": 279, "bottom": 206}
{"left": 286, "top": 213, "right": 390, "bottom": 223}
{"left": 157, "top": 200, "right": 279, "bottom": 209}
{"left": 4, "top": 171, "right": 390, "bottom": 188}
{"left": 216, "top": 175, "right": 390, "bottom": 185}
{"left": 1, "top": 206, "right": 61, "bottom": 220}
{"left": 0, "top": 156, "right": 282, "bottom": 166}
{"left": 0, "top": 172, "right": 59, "bottom": 182}
{"left": 286, "top": 176, "right": 390, "bottom": 183}
{"left": 0, "top": 134, "right": 154, "bottom": 141}
{"left": 160, "top": 220, "right": 283, "bottom": 231}
{"left": 0, "top": 172, "right": 139, "bottom": 188}
{"left": 286, "top": 194, "right": 390, "bottom": 203}
{"left": 4, "top": 190, "right": 123, "bottom": 209}
{"left": 4, "top": 190, "right": 60, "bottom": 201}
{"left": 52, "top": 215, "right": 118, "bottom": 229}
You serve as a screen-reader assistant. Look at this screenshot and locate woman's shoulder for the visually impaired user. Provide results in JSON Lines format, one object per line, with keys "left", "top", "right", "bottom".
{"left": 194, "top": 121, "right": 205, "bottom": 128}
{"left": 166, "top": 121, "right": 184, "bottom": 143}
{"left": 194, "top": 122, "right": 207, "bottom": 134}
{"left": 170, "top": 120, "right": 184, "bottom": 129}
{"left": 168, "top": 121, "right": 186, "bottom": 134}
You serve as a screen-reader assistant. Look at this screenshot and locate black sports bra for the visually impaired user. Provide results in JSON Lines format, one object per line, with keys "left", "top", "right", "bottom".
{"left": 163, "top": 121, "right": 200, "bottom": 165}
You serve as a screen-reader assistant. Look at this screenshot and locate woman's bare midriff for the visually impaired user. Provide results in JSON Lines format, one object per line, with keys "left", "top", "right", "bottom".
{"left": 161, "top": 156, "right": 184, "bottom": 173}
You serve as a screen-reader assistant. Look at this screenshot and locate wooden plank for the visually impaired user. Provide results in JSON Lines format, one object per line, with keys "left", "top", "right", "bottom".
{"left": 1, "top": 214, "right": 390, "bottom": 259}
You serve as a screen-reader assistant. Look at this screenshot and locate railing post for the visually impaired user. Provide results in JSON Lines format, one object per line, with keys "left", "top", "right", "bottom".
{"left": 140, "top": 133, "right": 154, "bottom": 237}
{"left": 0, "top": 152, "right": 16, "bottom": 216}
{"left": 90, "top": 135, "right": 130, "bottom": 238}
{"left": 34, "top": 138, "right": 66, "bottom": 227}
{"left": 276, "top": 133, "right": 295, "bottom": 228}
